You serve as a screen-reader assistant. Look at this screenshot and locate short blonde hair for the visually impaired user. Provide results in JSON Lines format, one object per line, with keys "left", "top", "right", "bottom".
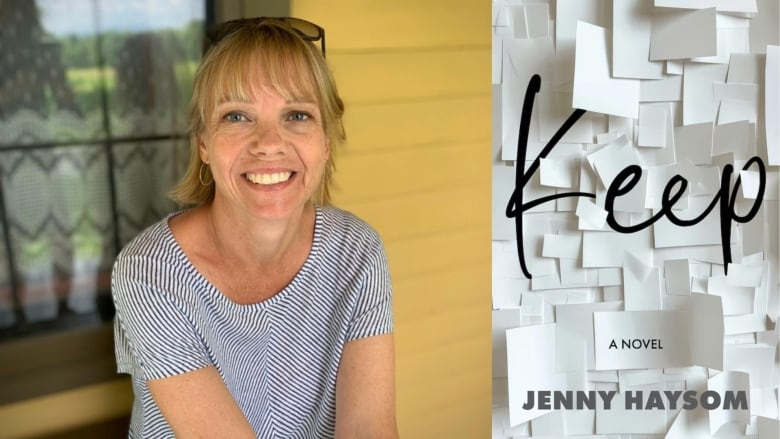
{"left": 169, "top": 19, "right": 345, "bottom": 206}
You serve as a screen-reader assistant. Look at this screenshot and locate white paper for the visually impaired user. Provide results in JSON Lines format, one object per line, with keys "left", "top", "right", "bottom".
{"left": 715, "top": 83, "right": 758, "bottom": 125}
{"left": 674, "top": 123, "right": 714, "bottom": 165}
{"left": 707, "top": 275, "right": 755, "bottom": 315}
{"left": 654, "top": 0, "right": 757, "bottom": 12}
{"left": 665, "top": 259, "right": 692, "bottom": 295}
{"left": 540, "top": 158, "right": 577, "bottom": 188}
{"left": 722, "top": 343, "right": 776, "bottom": 388}
{"left": 712, "top": 120, "right": 752, "bottom": 158}
{"left": 692, "top": 14, "right": 751, "bottom": 64}
{"left": 583, "top": 229, "right": 653, "bottom": 268}
{"left": 573, "top": 22, "right": 640, "bottom": 119}
{"left": 665, "top": 399, "right": 712, "bottom": 439}
{"left": 493, "top": 276, "right": 525, "bottom": 310}
{"left": 594, "top": 293, "right": 723, "bottom": 370}
{"left": 638, "top": 105, "right": 668, "bottom": 148}
{"left": 640, "top": 76, "right": 683, "bottom": 102}
{"left": 493, "top": 165, "right": 516, "bottom": 240}
{"left": 667, "top": 60, "right": 684, "bottom": 75}
{"left": 757, "top": 416, "right": 780, "bottom": 439}
{"left": 555, "top": 301, "right": 624, "bottom": 371}
{"left": 727, "top": 53, "right": 762, "bottom": 83}
{"left": 512, "top": 4, "right": 550, "bottom": 39}
{"left": 507, "top": 324, "right": 569, "bottom": 426}
{"left": 594, "top": 310, "right": 688, "bottom": 369}
{"left": 492, "top": 34, "right": 503, "bottom": 85}
{"left": 724, "top": 313, "right": 771, "bottom": 335}
{"left": 767, "top": 45, "right": 780, "bottom": 165}
{"left": 683, "top": 63, "right": 728, "bottom": 125}
{"left": 501, "top": 37, "right": 555, "bottom": 162}
{"left": 624, "top": 252, "right": 663, "bottom": 311}
{"left": 576, "top": 198, "right": 608, "bottom": 230}
{"left": 542, "top": 233, "right": 581, "bottom": 259}
{"left": 493, "top": 308, "right": 524, "bottom": 377}
{"left": 613, "top": 0, "right": 665, "bottom": 79}
{"left": 650, "top": 8, "right": 717, "bottom": 60}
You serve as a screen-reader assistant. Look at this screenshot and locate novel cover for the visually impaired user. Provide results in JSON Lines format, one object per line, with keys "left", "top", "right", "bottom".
{"left": 491, "top": 1, "right": 779, "bottom": 437}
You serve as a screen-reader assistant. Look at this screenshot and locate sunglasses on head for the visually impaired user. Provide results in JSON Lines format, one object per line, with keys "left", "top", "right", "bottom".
{"left": 204, "top": 17, "right": 326, "bottom": 57}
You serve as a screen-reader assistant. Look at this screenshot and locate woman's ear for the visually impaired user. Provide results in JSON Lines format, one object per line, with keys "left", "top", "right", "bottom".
{"left": 198, "top": 137, "right": 208, "bottom": 164}
{"left": 323, "top": 139, "right": 331, "bottom": 162}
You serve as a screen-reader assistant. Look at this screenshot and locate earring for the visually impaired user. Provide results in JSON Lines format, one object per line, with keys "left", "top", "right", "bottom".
{"left": 199, "top": 162, "right": 213, "bottom": 186}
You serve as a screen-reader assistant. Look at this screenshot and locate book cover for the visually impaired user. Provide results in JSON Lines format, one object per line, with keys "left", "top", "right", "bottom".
{"left": 491, "top": 1, "right": 779, "bottom": 437}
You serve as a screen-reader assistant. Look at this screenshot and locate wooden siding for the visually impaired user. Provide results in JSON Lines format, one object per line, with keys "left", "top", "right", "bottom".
{"left": 290, "top": 1, "right": 491, "bottom": 437}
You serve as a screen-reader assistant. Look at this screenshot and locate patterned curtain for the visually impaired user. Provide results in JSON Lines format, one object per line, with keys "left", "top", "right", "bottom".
{"left": 0, "top": 0, "right": 202, "bottom": 336}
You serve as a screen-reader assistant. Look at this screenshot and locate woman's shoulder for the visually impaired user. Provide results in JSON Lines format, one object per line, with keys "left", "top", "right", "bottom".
{"left": 318, "top": 205, "right": 382, "bottom": 245}
{"left": 315, "top": 206, "right": 387, "bottom": 275}
{"left": 114, "top": 210, "right": 186, "bottom": 269}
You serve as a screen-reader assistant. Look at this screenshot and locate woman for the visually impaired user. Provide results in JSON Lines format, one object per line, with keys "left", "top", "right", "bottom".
{"left": 112, "top": 18, "right": 397, "bottom": 438}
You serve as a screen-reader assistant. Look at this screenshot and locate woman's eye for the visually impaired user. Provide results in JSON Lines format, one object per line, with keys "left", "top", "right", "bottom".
{"left": 288, "top": 111, "right": 311, "bottom": 122}
{"left": 224, "top": 112, "right": 247, "bottom": 122}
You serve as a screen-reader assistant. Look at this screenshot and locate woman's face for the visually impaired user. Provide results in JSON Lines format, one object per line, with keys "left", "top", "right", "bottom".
{"left": 199, "top": 81, "right": 329, "bottom": 221}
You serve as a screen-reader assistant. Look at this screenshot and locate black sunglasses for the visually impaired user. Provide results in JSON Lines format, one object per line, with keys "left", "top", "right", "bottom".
{"left": 204, "top": 17, "right": 326, "bottom": 57}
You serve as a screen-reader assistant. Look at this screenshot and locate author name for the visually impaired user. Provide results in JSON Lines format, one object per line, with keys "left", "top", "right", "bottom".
{"left": 521, "top": 390, "right": 748, "bottom": 410}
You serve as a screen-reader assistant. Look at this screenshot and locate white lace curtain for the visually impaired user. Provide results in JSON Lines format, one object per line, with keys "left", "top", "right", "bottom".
{"left": 0, "top": 0, "right": 201, "bottom": 333}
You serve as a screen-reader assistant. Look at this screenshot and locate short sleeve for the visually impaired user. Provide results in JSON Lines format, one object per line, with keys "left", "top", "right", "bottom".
{"left": 346, "top": 233, "right": 393, "bottom": 341}
{"left": 112, "top": 254, "right": 211, "bottom": 380}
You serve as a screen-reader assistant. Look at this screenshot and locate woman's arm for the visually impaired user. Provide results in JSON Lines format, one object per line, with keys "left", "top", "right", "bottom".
{"left": 335, "top": 333, "right": 399, "bottom": 439}
{"left": 147, "top": 366, "right": 257, "bottom": 438}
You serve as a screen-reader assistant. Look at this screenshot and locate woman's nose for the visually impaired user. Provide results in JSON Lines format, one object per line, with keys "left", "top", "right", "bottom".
{"left": 249, "top": 122, "right": 285, "bottom": 157}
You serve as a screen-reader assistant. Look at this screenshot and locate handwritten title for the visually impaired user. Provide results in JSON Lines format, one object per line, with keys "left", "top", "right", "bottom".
{"left": 506, "top": 75, "right": 766, "bottom": 279}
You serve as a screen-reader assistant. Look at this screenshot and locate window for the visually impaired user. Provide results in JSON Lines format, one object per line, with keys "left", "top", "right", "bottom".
{"left": 0, "top": 0, "right": 208, "bottom": 402}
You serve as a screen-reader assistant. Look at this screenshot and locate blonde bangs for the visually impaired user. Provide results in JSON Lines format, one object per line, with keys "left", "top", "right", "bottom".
{"left": 195, "top": 34, "right": 319, "bottom": 131}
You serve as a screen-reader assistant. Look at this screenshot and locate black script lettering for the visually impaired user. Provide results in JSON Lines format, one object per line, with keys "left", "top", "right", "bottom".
{"left": 605, "top": 158, "right": 766, "bottom": 275}
{"left": 506, "top": 75, "right": 767, "bottom": 279}
{"left": 505, "top": 74, "right": 592, "bottom": 278}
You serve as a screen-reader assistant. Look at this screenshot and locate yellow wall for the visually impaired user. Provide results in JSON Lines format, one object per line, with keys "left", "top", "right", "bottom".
{"left": 288, "top": 1, "right": 492, "bottom": 437}
{"left": 0, "top": 2, "right": 492, "bottom": 438}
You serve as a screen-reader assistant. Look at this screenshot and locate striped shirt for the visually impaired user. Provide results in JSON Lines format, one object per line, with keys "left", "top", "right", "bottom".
{"left": 112, "top": 206, "right": 393, "bottom": 438}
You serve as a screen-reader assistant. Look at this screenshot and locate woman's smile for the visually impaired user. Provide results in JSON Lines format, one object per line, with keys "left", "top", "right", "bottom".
{"left": 244, "top": 171, "right": 293, "bottom": 185}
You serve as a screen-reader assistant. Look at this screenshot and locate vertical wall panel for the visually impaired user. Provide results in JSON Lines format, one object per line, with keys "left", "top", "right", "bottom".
{"left": 293, "top": 1, "right": 492, "bottom": 437}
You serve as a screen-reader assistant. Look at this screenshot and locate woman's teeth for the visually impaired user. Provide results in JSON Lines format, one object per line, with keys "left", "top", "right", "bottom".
{"left": 245, "top": 172, "right": 292, "bottom": 185}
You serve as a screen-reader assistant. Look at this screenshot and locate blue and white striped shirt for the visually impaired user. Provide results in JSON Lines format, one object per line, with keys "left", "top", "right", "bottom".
{"left": 112, "top": 206, "right": 393, "bottom": 438}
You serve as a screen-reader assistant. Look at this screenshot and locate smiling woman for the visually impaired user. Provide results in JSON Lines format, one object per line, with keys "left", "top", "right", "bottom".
{"left": 111, "top": 18, "right": 398, "bottom": 438}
